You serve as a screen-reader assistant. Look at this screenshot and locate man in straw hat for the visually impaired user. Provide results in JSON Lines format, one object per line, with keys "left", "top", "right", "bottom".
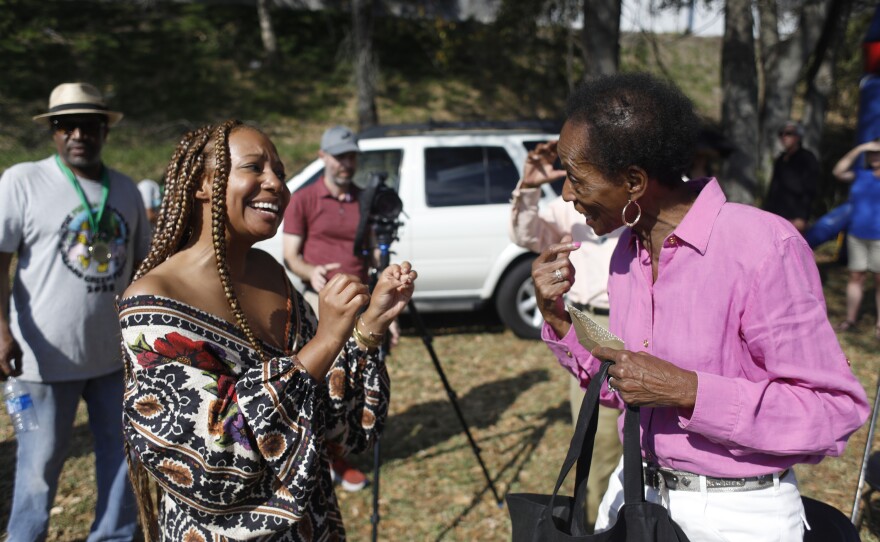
{"left": 0, "top": 82, "right": 149, "bottom": 540}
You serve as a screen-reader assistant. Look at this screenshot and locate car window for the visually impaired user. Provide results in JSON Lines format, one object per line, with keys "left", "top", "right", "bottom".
{"left": 293, "top": 149, "right": 403, "bottom": 193}
{"left": 424, "top": 146, "right": 520, "bottom": 207}
{"left": 523, "top": 140, "right": 565, "bottom": 196}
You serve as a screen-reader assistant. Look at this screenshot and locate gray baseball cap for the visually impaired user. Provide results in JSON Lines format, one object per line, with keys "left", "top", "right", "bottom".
{"left": 320, "top": 125, "right": 360, "bottom": 155}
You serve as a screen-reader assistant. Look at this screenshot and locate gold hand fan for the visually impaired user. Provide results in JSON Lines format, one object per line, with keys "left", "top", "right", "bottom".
{"left": 566, "top": 304, "right": 624, "bottom": 352}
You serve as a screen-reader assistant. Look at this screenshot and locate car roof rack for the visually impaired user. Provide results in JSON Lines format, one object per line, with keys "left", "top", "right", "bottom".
{"left": 357, "top": 119, "right": 563, "bottom": 138}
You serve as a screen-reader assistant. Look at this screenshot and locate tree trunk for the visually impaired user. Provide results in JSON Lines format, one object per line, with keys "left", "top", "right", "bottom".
{"left": 757, "top": 0, "right": 832, "bottom": 192}
{"left": 567, "top": 22, "right": 576, "bottom": 91}
{"left": 581, "top": 0, "right": 621, "bottom": 77}
{"left": 353, "top": 0, "right": 378, "bottom": 131}
{"left": 256, "top": 0, "right": 278, "bottom": 64}
{"left": 720, "top": 0, "right": 759, "bottom": 204}
{"left": 801, "top": 0, "right": 853, "bottom": 159}
{"left": 802, "top": 0, "right": 853, "bottom": 212}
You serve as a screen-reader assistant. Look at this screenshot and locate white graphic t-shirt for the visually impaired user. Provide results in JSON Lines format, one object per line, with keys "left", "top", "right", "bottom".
{"left": 0, "top": 156, "right": 151, "bottom": 382}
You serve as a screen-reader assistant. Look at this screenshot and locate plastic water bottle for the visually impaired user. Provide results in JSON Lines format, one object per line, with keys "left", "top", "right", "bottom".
{"left": 3, "top": 377, "right": 39, "bottom": 433}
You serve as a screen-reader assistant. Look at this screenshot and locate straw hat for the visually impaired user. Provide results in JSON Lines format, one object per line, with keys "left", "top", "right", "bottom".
{"left": 32, "top": 82, "right": 123, "bottom": 126}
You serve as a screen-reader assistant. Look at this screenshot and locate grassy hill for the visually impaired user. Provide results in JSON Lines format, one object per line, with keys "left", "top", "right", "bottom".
{"left": 0, "top": 1, "right": 731, "bottom": 181}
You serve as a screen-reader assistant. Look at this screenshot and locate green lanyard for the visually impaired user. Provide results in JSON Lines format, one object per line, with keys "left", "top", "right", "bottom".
{"left": 55, "top": 154, "right": 110, "bottom": 236}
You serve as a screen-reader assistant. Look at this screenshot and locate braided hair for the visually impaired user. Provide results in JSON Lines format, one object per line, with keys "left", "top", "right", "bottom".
{"left": 125, "top": 120, "right": 268, "bottom": 539}
{"left": 132, "top": 119, "right": 265, "bottom": 359}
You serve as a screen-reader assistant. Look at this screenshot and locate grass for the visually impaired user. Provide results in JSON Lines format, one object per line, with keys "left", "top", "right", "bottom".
{"left": 2, "top": 246, "right": 880, "bottom": 541}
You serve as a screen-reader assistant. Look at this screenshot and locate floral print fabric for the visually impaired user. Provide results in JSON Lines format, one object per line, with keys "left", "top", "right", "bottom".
{"left": 119, "top": 294, "right": 389, "bottom": 540}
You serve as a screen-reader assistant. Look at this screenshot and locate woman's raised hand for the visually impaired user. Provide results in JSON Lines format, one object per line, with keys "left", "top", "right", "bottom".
{"left": 316, "top": 273, "right": 371, "bottom": 342}
{"left": 360, "top": 262, "right": 417, "bottom": 335}
{"left": 521, "top": 140, "right": 567, "bottom": 189}
{"left": 532, "top": 236, "right": 579, "bottom": 338}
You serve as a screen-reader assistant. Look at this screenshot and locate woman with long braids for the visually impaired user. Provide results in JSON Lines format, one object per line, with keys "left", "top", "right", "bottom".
{"left": 117, "top": 120, "right": 416, "bottom": 540}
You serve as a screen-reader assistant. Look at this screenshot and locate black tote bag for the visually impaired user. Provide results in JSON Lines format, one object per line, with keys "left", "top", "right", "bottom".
{"left": 506, "top": 361, "right": 690, "bottom": 541}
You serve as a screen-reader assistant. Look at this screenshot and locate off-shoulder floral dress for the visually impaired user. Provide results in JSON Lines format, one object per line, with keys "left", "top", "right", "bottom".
{"left": 119, "top": 291, "right": 389, "bottom": 541}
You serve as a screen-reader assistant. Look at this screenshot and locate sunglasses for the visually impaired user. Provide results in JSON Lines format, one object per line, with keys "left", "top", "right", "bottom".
{"left": 51, "top": 118, "right": 106, "bottom": 137}
{"left": 778, "top": 130, "right": 799, "bottom": 137}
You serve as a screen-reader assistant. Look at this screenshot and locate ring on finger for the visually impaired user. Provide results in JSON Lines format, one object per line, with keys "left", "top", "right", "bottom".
{"left": 553, "top": 269, "right": 564, "bottom": 282}
{"left": 607, "top": 377, "right": 617, "bottom": 393}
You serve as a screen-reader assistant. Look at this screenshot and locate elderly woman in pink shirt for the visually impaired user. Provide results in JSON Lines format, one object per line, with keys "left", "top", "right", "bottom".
{"left": 531, "top": 73, "right": 869, "bottom": 541}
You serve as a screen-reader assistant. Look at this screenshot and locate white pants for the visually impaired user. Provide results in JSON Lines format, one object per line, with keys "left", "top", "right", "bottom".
{"left": 595, "top": 458, "right": 806, "bottom": 541}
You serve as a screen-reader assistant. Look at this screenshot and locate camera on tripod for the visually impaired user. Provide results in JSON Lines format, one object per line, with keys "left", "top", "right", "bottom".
{"left": 353, "top": 172, "right": 404, "bottom": 268}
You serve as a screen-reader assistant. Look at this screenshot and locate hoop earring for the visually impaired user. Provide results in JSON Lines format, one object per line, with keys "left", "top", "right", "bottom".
{"left": 621, "top": 198, "right": 641, "bottom": 228}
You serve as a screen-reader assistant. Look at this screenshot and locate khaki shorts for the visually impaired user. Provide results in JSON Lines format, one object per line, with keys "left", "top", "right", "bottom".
{"left": 847, "top": 235, "right": 880, "bottom": 273}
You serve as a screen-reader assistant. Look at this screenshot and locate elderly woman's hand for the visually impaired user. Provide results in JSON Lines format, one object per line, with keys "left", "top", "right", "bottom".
{"left": 521, "top": 140, "right": 567, "bottom": 189}
{"left": 593, "top": 345, "right": 698, "bottom": 408}
{"left": 532, "top": 236, "right": 579, "bottom": 337}
{"left": 360, "top": 261, "right": 417, "bottom": 336}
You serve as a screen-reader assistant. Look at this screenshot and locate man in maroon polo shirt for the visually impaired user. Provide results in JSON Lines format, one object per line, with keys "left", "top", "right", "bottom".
{"left": 282, "top": 125, "right": 370, "bottom": 492}
{"left": 283, "top": 125, "right": 366, "bottom": 307}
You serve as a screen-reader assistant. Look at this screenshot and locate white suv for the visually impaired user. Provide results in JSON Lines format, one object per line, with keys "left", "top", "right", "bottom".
{"left": 257, "top": 122, "right": 562, "bottom": 339}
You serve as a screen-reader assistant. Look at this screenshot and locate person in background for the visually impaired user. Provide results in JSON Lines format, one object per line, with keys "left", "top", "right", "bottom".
{"left": 532, "top": 73, "right": 868, "bottom": 540}
{"left": 283, "top": 126, "right": 366, "bottom": 313}
{"left": 119, "top": 120, "right": 416, "bottom": 539}
{"left": 137, "top": 178, "right": 162, "bottom": 228}
{"left": 509, "top": 144, "right": 623, "bottom": 526}
{"left": 831, "top": 138, "right": 880, "bottom": 337}
{"left": 763, "top": 120, "right": 820, "bottom": 233}
{"left": 0, "top": 82, "right": 148, "bottom": 541}
{"left": 281, "top": 125, "right": 382, "bottom": 492}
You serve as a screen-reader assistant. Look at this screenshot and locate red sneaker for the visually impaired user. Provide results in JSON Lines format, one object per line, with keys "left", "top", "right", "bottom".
{"left": 331, "top": 458, "right": 368, "bottom": 492}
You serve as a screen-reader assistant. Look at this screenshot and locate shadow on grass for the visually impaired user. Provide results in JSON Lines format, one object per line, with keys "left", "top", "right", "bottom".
{"left": 378, "top": 369, "right": 552, "bottom": 464}
{"left": 0, "top": 421, "right": 97, "bottom": 533}
{"left": 434, "top": 401, "right": 570, "bottom": 541}
{"left": 397, "top": 307, "right": 506, "bottom": 337}
{"left": 363, "top": 367, "right": 568, "bottom": 540}
{"left": 860, "top": 495, "right": 880, "bottom": 539}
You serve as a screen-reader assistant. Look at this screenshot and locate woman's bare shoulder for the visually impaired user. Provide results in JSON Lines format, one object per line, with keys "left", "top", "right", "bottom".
{"left": 123, "top": 267, "right": 177, "bottom": 299}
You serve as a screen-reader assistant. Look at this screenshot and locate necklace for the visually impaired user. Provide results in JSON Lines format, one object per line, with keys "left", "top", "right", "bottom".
{"left": 55, "top": 155, "right": 112, "bottom": 265}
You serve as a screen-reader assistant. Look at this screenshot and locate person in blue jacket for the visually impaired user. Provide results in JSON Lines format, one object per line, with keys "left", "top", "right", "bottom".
{"left": 831, "top": 138, "right": 880, "bottom": 337}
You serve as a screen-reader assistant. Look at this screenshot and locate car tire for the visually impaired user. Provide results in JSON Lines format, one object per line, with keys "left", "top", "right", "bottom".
{"left": 495, "top": 257, "right": 543, "bottom": 340}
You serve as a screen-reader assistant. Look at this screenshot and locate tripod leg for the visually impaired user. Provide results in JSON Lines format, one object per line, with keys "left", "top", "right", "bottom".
{"left": 371, "top": 343, "right": 387, "bottom": 542}
{"left": 406, "top": 300, "right": 504, "bottom": 506}
{"left": 371, "top": 436, "right": 381, "bottom": 541}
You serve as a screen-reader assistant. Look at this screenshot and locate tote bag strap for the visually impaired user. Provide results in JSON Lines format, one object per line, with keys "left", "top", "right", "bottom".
{"left": 543, "top": 360, "right": 612, "bottom": 534}
{"left": 622, "top": 404, "right": 645, "bottom": 504}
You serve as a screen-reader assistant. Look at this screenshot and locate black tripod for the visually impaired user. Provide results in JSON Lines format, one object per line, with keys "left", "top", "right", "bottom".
{"left": 367, "top": 232, "right": 503, "bottom": 542}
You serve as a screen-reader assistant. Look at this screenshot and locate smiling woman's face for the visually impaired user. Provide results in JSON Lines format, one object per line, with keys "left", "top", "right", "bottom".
{"left": 557, "top": 120, "right": 631, "bottom": 236}
{"left": 223, "top": 127, "right": 290, "bottom": 243}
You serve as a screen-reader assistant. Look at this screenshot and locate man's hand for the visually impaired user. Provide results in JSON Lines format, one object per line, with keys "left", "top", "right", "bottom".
{"left": 521, "top": 140, "right": 567, "bottom": 189}
{"left": 0, "top": 330, "right": 23, "bottom": 379}
{"left": 309, "top": 262, "right": 341, "bottom": 292}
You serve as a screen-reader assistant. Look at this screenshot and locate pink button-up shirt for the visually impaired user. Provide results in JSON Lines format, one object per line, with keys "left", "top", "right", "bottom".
{"left": 543, "top": 178, "right": 869, "bottom": 477}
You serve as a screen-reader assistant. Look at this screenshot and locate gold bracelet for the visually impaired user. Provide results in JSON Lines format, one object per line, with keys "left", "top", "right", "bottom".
{"left": 358, "top": 317, "right": 384, "bottom": 340}
{"left": 352, "top": 324, "right": 381, "bottom": 349}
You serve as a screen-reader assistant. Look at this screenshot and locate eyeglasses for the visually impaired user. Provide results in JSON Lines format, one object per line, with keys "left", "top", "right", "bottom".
{"left": 51, "top": 118, "right": 106, "bottom": 138}
{"left": 778, "top": 130, "right": 799, "bottom": 137}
